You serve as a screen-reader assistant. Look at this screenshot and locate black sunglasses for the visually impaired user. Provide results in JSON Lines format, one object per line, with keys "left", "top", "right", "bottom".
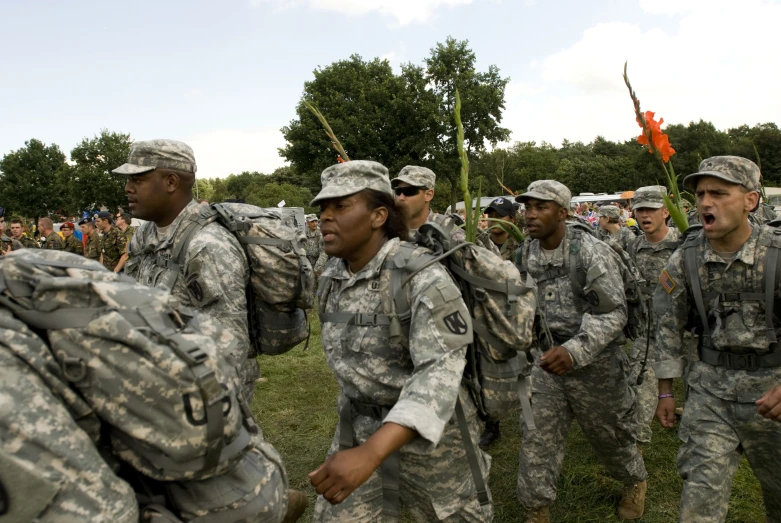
{"left": 394, "top": 186, "right": 426, "bottom": 197}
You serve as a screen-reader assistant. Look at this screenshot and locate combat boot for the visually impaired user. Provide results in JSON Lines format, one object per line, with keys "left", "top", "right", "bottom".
{"left": 282, "top": 489, "right": 308, "bottom": 523}
{"left": 478, "top": 420, "right": 501, "bottom": 450}
{"left": 617, "top": 480, "right": 647, "bottom": 520}
{"left": 525, "top": 506, "right": 551, "bottom": 523}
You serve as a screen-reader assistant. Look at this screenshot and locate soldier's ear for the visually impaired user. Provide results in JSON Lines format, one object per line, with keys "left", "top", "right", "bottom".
{"left": 371, "top": 206, "right": 388, "bottom": 230}
{"left": 163, "top": 171, "right": 180, "bottom": 194}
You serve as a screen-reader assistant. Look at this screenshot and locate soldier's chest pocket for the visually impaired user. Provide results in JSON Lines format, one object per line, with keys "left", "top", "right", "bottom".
{"left": 343, "top": 324, "right": 408, "bottom": 366}
{"left": 540, "top": 279, "right": 566, "bottom": 306}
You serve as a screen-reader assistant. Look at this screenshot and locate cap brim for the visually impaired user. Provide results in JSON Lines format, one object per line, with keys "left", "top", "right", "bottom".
{"left": 310, "top": 186, "right": 364, "bottom": 206}
{"left": 112, "top": 163, "right": 156, "bottom": 176}
{"left": 516, "top": 190, "right": 556, "bottom": 204}
{"left": 631, "top": 201, "right": 665, "bottom": 210}
{"left": 682, "top": 171, "right": 743, "bottom": 191}
{"left": 391, "top": 175, "right": 428, "bottom": 188}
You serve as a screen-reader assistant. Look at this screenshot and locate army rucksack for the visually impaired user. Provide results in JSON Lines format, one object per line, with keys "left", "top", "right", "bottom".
{"left": 0, "top": 249, "right": 288, "bottom": 521}
{"left": 515, "top": 221, "right": 648, "bottom": 341}
{"left": 137, "top": 202, "right": 315, "bottom": 357}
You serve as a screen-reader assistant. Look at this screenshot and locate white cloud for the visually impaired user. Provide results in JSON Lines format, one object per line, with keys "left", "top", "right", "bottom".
{"left": 185, "top": 128, "right": 288, "bottom": 179}
{"left": 502, "top": 0, "right": 781, "bottom": 148}
{"left": 251, "top": 0, "right": 475, "bottom": 25}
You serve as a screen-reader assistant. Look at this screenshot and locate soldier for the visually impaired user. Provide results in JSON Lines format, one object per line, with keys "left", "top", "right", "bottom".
{"left": 392, "top": 165, "right": 499, "bottom": 254}
{"left": 598, "top": 205, "right": 635, "bottom": 251}
{"left": 304, "top": 213, "right": 328, "bottom": 277}
{"left": 478, "top": 196, "right": 521, "bottom": 449}
{"left": 96, "top": 211, "right": 128, "bottom": 273}
{"left": 654, "top": 156, "right": 781, "bottom": 522}
{"left": 626, "top": 186, "right": 680, "bottom": 448}
{"left": 80, "top": 218, "right": 100, "bottom": 260}
{"left": 515, "top": 180, "right": 647, "bottom": 522}
{"left": 8, "top": 217, "right": 39, "bottom": 249}
{"left": 0, "top": 217, "right": 23, "bottom": 255}
{"left": 59, "top": 221, "right": 83, "bottom": 255}
{"left": 115, "top": 211, "right": 137, "bottom": 243}
{"left": 310, "top": 160, "right": 491, "bottom": 522}
{"left": 38, "top": 217, "right": 63, "bottom": 250}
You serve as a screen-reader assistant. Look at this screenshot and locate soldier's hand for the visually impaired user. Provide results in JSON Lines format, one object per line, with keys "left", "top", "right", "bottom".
{"left": 756, "top": 385, "right": 781, "bottom": 422}
{"left": 540, "top": 345, "right": 573, "bottom": 375}
{"left": 656, "top": 398, "right": 677, "bottom": 428}
{"left": 309, "top": 446, "right": 381, "bottom": 505}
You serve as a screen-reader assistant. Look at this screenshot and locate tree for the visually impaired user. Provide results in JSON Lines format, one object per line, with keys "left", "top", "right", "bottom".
{"left": 245, "top": 183, "right": 315, "bottom": 212}
{"left": 0, "top": 139, "right": 68, "bottom": 219}
{"left": 279, "top": 55, "right": 440, "bottom": 189}
{"left": 424, "top": 37, "right": 511, "bottom": 208}
{"left": 194, "top": 179, "right": 214, "bottom": 202}
{"left": 67, "top": 130, "right": 132, "bottom": 213}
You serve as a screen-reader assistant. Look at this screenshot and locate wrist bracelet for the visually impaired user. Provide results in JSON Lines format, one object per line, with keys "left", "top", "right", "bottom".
{"left": 658, "top": 393, "right": 674, "bottom": 399}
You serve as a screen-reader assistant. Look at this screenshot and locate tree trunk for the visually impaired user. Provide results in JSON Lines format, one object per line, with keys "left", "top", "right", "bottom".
{"left": 450, "top": 178, "right": 459, "bottom": 213}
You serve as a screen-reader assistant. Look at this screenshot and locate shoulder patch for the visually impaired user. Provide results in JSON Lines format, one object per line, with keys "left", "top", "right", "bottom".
{"left": 659, "top": 269, "right": 676, "bottom": 294}
{"left": 443, "top": 311, "right": 469, "bottom": 335}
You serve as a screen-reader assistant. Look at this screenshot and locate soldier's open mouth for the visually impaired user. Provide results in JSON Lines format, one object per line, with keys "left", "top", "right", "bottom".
{"left": 703, "top": 213, "right": 716, "bottom": 227}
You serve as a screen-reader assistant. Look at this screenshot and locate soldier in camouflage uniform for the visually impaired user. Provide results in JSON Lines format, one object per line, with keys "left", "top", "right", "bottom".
{"left": 598, "top": 205, "right": 636, "bottom": 251}
{"left": 59, "top": 221, "right": 84, "bottom": 255}
{"left": 96, "top": 211, "right": 128, "bottom": 272}
{"left": 626, "top": 186, "right": 680, "bottom": 446}
{"left": 392, "top": 165, "right": 500, "bottom": 255}
{"left": 311, "top": 160, "right": 493, "bottom": 522}
{"left": 305, "top": 213, "right": 328, "bottom": 277}
{"left": 515, "top": 180, "right": 647, "bottom": 523}
{"left": 654, "top": 156, "right": 781, "bottom": 522}
{"left": 37, "top": 217, "right": 63, "bottom": 250}
{"left": 116, "top": 211, "right": 137, "bottom": 243}
{"left": 0, "top": 217, "right": 23, "bottom": 255}
{"left": 80, "top": 218, "right": 101, "bottom": 260}
{"left": 0, "top": 308, "right": 140, "bottom": 522}
{"left": 118, "top": 140, "right": 261, "bottom": 402}
{"left": 9, "top": 217, "right": 39, "bottom": 249}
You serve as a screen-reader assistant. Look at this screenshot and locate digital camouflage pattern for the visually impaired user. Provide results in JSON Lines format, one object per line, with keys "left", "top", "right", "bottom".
{"left": 0, "top": 234, "right": 23, "bottom": 254}
{"left": 62, "top": 233, "right": 83, "bottom": 255}
{"left": 493, "top": 233, "right": 520, "bottom": 261}
{"left": 311, "top": 160, "right": 393, "bottom": 205}
{"left": 315, "top": 238, "right": 493, "bottom": 522}
{"left": 516, "top": 179, "right": 572, "bottom": 209}
{"left": 516, "top": 226, "right": 646, "bottom": 508}
{"left": 653, "top": 224, "right": 781, "bottom": 521}
{"left": 631, "top": 186, "right": 667, "bottom": 210}
{"left": 41, "top": 231, "right": 63, "bottom": 250}
{"left": 598, "top": 205, "right": 621, "bottom": 219}
{"left": 412, "top": 211, "right": 500, "bottom": 256}
{"left": 627, "top": 226, "right": 680, "bottom": 444}
{"left": 112, "top": 138, "right": 197, "bottom": 176}
{"left": 392, "top": 165, "right": 437, "bottom": 189}
{"left": 0, "top": 308, "right": 139, "bottom": 523}
{"left": 305, "top": 226, "right": 328, "bottom": 275}
{"left": 84, "top": 230, "right": 100, "bottom": 260}
{"left": 599, "top": 225, "right": 636, "bottom": 251}
{"left": 100, "top": 225, "right": 127, "bottom": 271}
{"left": 126, "top": 199, "right": 259, "bottom": 400}
{"left": 683, "top": 155, "right": 761, "bottom": 192}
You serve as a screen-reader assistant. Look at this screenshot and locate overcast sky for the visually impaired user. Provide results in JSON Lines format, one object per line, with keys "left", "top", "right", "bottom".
{"left": 2, "top": 0, "right": 779, "bottom": 178}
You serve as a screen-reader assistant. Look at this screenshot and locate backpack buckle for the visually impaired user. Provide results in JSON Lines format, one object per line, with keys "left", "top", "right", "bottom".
{"left": 59, "top": 354, "right": 88, "bottom": 383}
{"left": 721, "top": 352, "right": 759, "bottom": 371}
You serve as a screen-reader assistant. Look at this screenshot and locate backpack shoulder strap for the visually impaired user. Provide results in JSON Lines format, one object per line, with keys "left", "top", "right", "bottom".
{"left": 763, "top": 227, "right": 781, "bottom": 350}
{"left": 682, "top": 232, "right": 711, "bottom": 347}
{"left": 565, "top": 228, "right": 587, "bottom": 313}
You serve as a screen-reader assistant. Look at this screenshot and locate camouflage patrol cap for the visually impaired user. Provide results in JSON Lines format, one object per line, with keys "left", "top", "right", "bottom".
{"left": 311, "top": 160, "right": 393, "bottom": 205}
{"left": 305, "top": 214, "right": 318, "bottom": 222}
{"left": 682, "top": 156, "right": 760, "bottom": 192}
{"left": 516, "top": 180, "right": 571, "bottom": 209}
{"left": 112, "top": 139, "right": 197, "bottom": 176}
{"left": 392, "top": 166, "right": 436, "bottom": 190}
{"left": 632, "top": 185, "right": 667, "bottom": 210}
{"left": 598, "top": 205, "right": 620, "bottom": 219}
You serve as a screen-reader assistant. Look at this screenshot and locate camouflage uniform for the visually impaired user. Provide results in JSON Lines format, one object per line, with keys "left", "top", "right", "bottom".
{"left": 84, "top": 230, "right": 100, "bottom": 260}
{"left": 15, "top": 234, "right": 40, "bottom": 249}
{"left": 0, "top": 308, "right": 139, "bottom": 523}
{"left": 653, "top": 156, "right": 781, "bottom": 523}
{"left": 313, "top": 161, "right": 492, "bottom": 522}
{"left": 494, "top": 234, "right": 519, "bottom": 261}
{"left": 516, "top": 181, "right": 646, "bottom": 510}
{"left": 123, "top": 224, "right": 137, "bottom": 243}
{"left": 627, "top": 186, "right": 681, "bottom": 444}
{"left": 0, "top": 235, "right": 23, "bottom": 254}
{"left": 41, "top": 231, "right": 63, "bottom": 250}
{"left": 598, "top": 206, "right": 636, "bottom": 251}
{"left": 100, "top": 225, "right": 127, "bottom": 271}
{"left": 118, "top": 140, "right": 258, "bottom": 401}
{"left": 305, "top": 220, "right": 328, "bottom": 275}
{"left": 62, "top": 234, "right": 83, "bottom": 255}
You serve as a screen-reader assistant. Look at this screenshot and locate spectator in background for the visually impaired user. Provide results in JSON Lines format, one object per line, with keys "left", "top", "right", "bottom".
{"left": 60, "top": 222, "right": 83, "bottom": 254}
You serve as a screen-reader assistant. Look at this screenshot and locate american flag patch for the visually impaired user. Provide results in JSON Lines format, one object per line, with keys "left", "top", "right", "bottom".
{"left": 659, "top": 269, "right": 676, "bottom": 294}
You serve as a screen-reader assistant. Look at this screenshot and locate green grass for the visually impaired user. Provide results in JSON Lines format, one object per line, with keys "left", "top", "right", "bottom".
{"left": 252, "top": 315, "right": 766, "bottom": 522}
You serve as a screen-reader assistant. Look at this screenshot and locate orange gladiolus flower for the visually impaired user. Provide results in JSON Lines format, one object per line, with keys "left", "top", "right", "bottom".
{"left": 637, "top": 111, "right": 676, "bottom": 162}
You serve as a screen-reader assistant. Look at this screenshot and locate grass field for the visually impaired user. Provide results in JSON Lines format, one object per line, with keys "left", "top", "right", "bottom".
{"left": 251, "top": 315, "right": 766, "bottom": 522}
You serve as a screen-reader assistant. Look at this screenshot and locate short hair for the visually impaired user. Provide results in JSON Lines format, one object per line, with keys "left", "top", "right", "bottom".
{"left": 38, "top": 217, "right": 53, "bottom": 229}
{"left": 609, "top": 217, "right": 620, "bottom": 224}
{"left": 119, "top": 212, "right": 132, "bottom": 224}
{"left": 10, "top": 217, "right": 23, "bottom": 226}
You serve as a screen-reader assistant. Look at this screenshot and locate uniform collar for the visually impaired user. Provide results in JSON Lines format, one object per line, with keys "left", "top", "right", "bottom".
{"left": 703, "top": 224, "right": 759, "bottom": 266}
{"left": 151, "top": 200, "right": 201, "bottom": 249}
{"left": 321, "top": 237, "right": 399, "bottom": 283}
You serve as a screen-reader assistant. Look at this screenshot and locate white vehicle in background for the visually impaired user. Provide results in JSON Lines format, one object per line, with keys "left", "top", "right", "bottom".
{"left": 764, "top": 187, "right": 781, "bottom": 214}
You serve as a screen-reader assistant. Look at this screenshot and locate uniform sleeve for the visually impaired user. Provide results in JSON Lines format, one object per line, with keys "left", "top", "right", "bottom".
{"left": 652, "top": 250, "right": 689, "bottom": 379}
{"left": 382, "top": 265, "right": 472, "bottom": 452}
{"left": 115, "top": 229, "right": 128, "bottom": 258}
{"left": 562, "top": 243, "right": 628, "bottom": 369}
